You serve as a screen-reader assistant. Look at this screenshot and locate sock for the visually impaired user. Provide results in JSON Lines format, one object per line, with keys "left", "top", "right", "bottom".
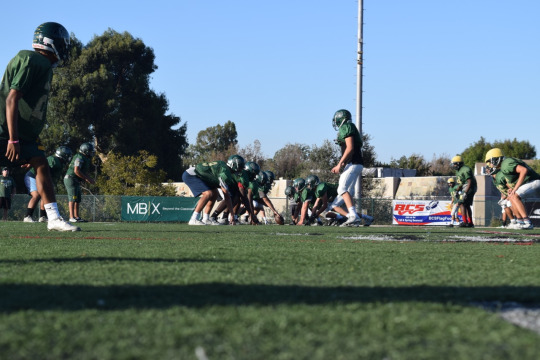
{"left": 202, "top": 213, "right": 210, "bottom": 221}
{"left": 191, "top": 212, "right": 200, "bottom": 221}
{"left": 41, "top": 211, "right": 47, "bottom": 219}
{"left": 44, "top": 203, "right": 61, "bottom": 221}
{"left": 348, "top": 207, "right": 358, "bottom": 218}
{"left": 26, "top": 208, "right": 35, "bottom": 217}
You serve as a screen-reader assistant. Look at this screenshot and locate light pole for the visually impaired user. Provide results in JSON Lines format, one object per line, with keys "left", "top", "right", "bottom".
{"left": 355, "top": 0, "right": 364, "bottom": 208}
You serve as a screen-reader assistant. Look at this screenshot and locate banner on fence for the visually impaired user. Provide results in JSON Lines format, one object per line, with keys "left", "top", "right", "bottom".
{"left": 392, "top": 200, "right": 457, "bottom": 226}
{"left": 121, "top": 196, "right": 198, "bottom": 222}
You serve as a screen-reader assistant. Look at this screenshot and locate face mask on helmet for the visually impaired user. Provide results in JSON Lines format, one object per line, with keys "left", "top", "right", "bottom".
{"left": 227, "top": 155, "right": 245, "bottom": 173}
{"left": 306, "top": 175, "right": 320, "bottom": 190}
{"left": 293, "top": 178, "right": 306, "bottom": 192}
{"left": 332, "top": 109, "right": 352, "bottom": 131}
{"left": 32, "top": 22, "right": 70, "bottom": 64}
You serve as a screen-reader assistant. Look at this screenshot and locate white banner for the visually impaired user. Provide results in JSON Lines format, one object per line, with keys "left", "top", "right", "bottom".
{"left": 392, "top": 200, "right": 459, "bottom": 226}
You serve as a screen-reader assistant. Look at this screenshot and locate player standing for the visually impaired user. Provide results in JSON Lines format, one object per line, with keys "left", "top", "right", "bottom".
{"left": 0, "top": 22, "right": 79, "bottom": 231}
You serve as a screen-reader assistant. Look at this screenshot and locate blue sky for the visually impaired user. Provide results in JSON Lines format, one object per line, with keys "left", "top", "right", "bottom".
{"left": 2, "top": 1, "right": 539, "bottom": 164}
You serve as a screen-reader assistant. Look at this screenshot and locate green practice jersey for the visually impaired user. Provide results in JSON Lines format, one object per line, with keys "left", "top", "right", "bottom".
{"left": 336, "top": 122, "right": 363, "bottom": 165}
{"left": 314, "top": 182, "right": 338, "bottom": 202}
{"left": 0, "top": 175, "right": 15, "bottom": 197}
{"left": 500, "top": 157, "right": 540, "bottom": 185}
{"left": 195, "top": 161, "right": 236, "bottom": 190}
{"left": 0, "top": 50, "right": 53, "bottom": 142}
{"left": 492, "top": 172, "right": 513, "bottom": 197}
{"left": 249, "top": 180, "right": 261, "bottom": 200}
{"left": 449, "top": 184, "right": 460, "bottom": 204}
{"left": 66, "top": 153, "right": 92, "bottom": 181}
{"left": 233, "top": 169, "right": 250, "bottom": 190}
{"left": 455, "top": 165, "right": 477, "bottom": 194}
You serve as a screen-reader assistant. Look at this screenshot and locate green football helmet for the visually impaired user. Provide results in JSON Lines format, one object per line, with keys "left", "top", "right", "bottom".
{"left": 264, "top": 170, "right": 275, "bottom": 184}
{"left": 54, "top": 146, "right": 73, "bottom": 163}
{"left": 79, "top": 142, "right": 95, "bottom": 157}
{"left": 284, "top": 185, "right": 295, "bottom": 200}
{"left": 305, "top": 174, "right": 320, "bottom": 190}
{"left": 227, "top": 154, "right": 245, "bottom": 173}
{"left": 255, "top": 171, "right": 268, "bottom": 186}
{"left": 32, "top": 22, "right": 70, "bottom": 62}
{"left": 332, "top": 109, "right": 352, "bottom": 130}
{"left": 292, "top": 178, "right": 306, "bottom": 192}
{"left": 244, "top": 161, "right": 260, "bottom": 181}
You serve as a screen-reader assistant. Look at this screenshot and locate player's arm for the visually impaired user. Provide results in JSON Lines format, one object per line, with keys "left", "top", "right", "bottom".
{"left": 331, "top": 136, "right": 354, "bottom": 174}
{"left": 5, "top": 89, "right": 23, "bottom": 162}
{"left": 74, "top": 165, "right": 95, "bottom": 184}
{"left": 260, "top": 194, "right": 279, "bottom": 216}
{"left": 313, "top": 194, "right": 328, "bottom": 219}
{"left": 297, "top": 200, "right": 311, "bottom": 226}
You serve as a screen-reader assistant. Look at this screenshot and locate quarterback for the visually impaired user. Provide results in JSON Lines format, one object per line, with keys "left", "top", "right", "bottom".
{"left": 330, "top": 109, "right": 365, "bottom": 226}
{"left": 0, "top": 22, "right": 79, "bottom": 231}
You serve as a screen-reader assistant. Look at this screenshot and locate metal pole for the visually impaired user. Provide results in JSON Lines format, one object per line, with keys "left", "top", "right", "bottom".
{"left": 355, "top": 0, "right": 364, "bottom": 210}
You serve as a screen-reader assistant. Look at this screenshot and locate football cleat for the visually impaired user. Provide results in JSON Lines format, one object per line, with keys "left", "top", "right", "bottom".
{"left": 38, "top": 216, "right": 47, "bottom": 223}
{"left": 363, "top": 216, "right": 374, "bottom": 227}
{"left": 23, "top": 216, "right": 35, "bottom": 223}
{"left": 340, "top": 215, "right": 361, "bottom": 227}
{"left": 188, "top": 219, "right": 205, "bottom": 226}
{"left": 48, "top": 218, "right": 81, "bottom": 232}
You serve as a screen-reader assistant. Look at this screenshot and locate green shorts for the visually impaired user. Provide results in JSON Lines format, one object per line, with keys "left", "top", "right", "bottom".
{"left": 0, "top": 138, "right": 46, "bottom": 167}
{"left": 64, "top": 175, "right": 81, "bottom": 203}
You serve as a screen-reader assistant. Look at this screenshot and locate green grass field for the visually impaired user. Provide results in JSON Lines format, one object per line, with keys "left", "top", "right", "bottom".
{"left": 1, "top": 222, "right": 540, "bottom": 359}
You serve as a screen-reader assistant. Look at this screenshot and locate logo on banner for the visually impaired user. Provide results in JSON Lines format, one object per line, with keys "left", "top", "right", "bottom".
{"left": 126, "top": 202, "right": 161, "bottom": 215}
{"left": 394, "top": 203, "right": 425, "bottom": 215}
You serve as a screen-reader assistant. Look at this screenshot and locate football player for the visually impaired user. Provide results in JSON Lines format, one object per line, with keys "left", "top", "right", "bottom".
{"left": 451, "top": 155, "right": 477, "bottom": 227}
{"left": 306, "top": 175, "right": 349, "bottom": 226}
{"left": 485, "top": 165, "right": 518, "bottom": 229}
{"left": 24, "top": 146, "right": 72, "bottom": 222}
{"left": 485, "top": 148, "right": 540, "bottom": 229}
{"left": 182, "top": 160, "right": 237, "bottom": 225}
{"left": 284, "top": 185, "right": 300, "bottom": 225}
{"left": 253, "top": 170, "right": 283, "bottom": 224}
{"left": 0, "top": 167, "right": 16, "bottom": 221}
{"left": 330, "top": 109, "right": 364, "bottom": 226}
{"left": 446, "top": 178, "right": 461, "bottom": 227}
{"left": 292, "top": 177, "right": 315, "bottom": 226}
{"left": 64, "top": 143, "right": 95, "bottom": 223}
{"left": 0, "top": 22, "right": 79, "bottom": 231}
{"left": 210, "top": 155, "right": 259, "bottom": 225}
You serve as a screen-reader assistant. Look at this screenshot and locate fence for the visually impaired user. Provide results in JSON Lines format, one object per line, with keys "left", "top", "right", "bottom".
{"left": 3, "top": 194, "right": 507, "bottom": 226}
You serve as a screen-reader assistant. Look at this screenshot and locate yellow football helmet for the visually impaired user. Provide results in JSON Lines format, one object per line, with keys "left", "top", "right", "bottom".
{"left": 451, "top": 155, "right": 463, "bottom": 170}
{"left": 485, "top": 148, "right": 504, "bottom": 168}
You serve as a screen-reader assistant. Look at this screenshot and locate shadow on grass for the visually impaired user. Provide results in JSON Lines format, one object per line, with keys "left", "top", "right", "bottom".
{"left": 0, "top": 257, "right": 231, "bottom": 264}
{"left": 2, "top": 283, "right": 540, "bottom": 312}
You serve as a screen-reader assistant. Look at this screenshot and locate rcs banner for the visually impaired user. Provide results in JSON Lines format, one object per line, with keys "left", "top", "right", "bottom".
{"left": 121, "top": 196, "right": 198, "bottom": 222}
{"left": 392, "top": 200, "right": 458, "bottom": 225}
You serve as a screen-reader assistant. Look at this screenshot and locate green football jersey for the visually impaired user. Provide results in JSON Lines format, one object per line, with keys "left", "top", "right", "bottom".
{"left": 448, "top": 184, "right": 460, "bottom": 203}
{"left": 492, "top": 172, "right": 512, "bottom": 196}
{"left": 314, "top": 182, "right": 338, "bottom": 201}
{"left": 66, "top": 153, "right": 92, "bottom": 181}
{"left": 300, "top": 188, "right": 315, "bottom": 204}
{"left": 455, "top": 165, "right": 477, "bottom": 194}
{"left": 0, "top": 50, "right": 53, "bottom": 142}
{"left": 195, "top": 161, "right": 236, "bottom": 189}
{"left": 0, "top": 175, "right": 15, "bottom": 197}
{"left": 249, "top": 180, "right": 261, "bottom": 200}
{"left": 233, "top": 169, "right": 250, "bottom": 190}
{"left": 336, "top": 122, "right": 363, "bottom": 165}
{"left": 500, "top": 157, "right": 540, "bottom": 185}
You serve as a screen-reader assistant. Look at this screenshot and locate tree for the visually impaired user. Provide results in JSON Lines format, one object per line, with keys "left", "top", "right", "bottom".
{"left": 44, "top": 29, "right": 188, "bottom": 179}
{"left": 97, "top": 151, "right": 177, "bottom": 196}
{"left": 298, "top": 140, "right": 341, "bottom": 183}
{"left": 390, "top": 154, "right": 431, "bottom": 176}
{"left": 271, "top": 143, "right": 309, "bottom": 180}
{"left": 239, "top": 140, "right": 266, "bottom": 168}
{"left": 429, "top": 153, "right": 454, "bottom": 176}
{"left": 461, "top": 137, "right": 536, "bottom": 168}
{"left": 183, "top": 121, "right": 239, "bottom": 166}
{"left": 460, "top": 137, "right": 492, "bottom": 168}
